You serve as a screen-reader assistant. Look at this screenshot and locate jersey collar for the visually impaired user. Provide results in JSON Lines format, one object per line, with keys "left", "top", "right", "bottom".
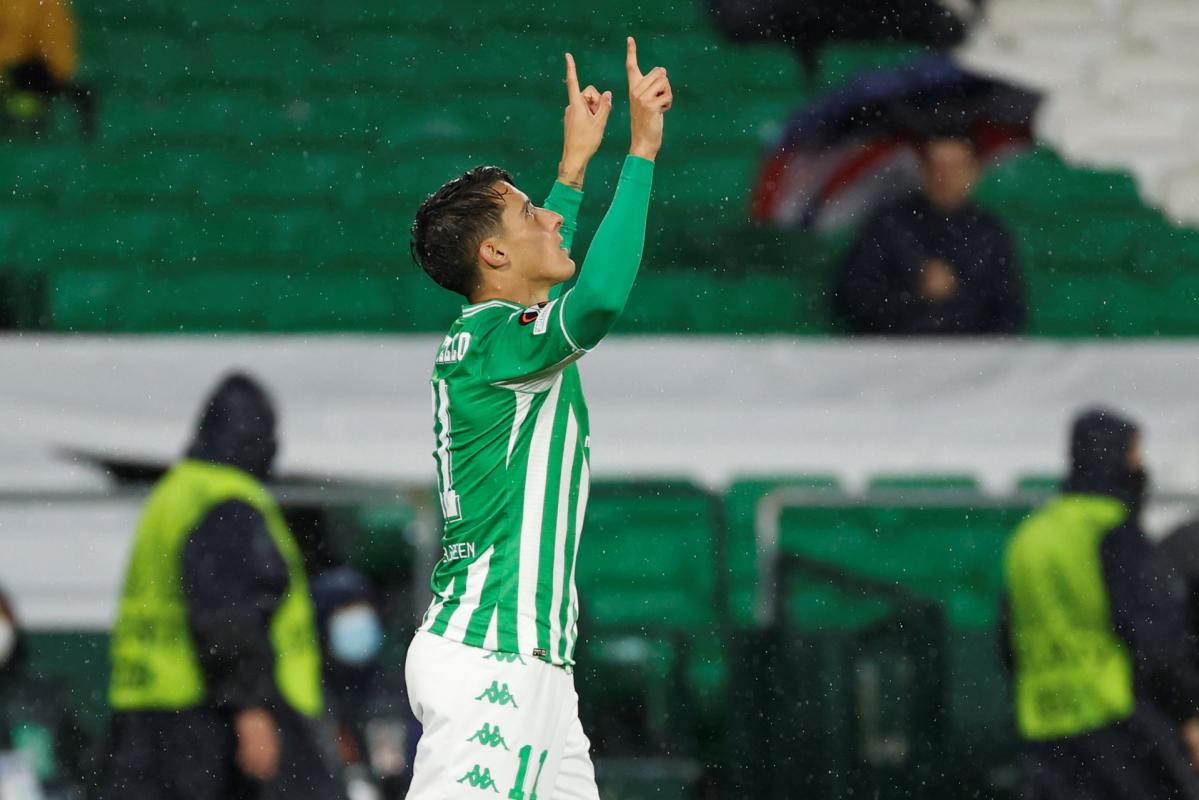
{"left": 462, "top": 300, "right": 523, "bottom": 313}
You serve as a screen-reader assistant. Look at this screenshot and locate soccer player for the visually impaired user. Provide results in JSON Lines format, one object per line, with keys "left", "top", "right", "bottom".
{"left": 405, "top": 37, "right": 671, "bottom": 800}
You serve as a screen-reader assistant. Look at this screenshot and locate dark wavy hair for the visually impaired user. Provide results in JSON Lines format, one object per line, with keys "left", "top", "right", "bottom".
{"left": 410, "top": 166, "right": 514, "bottom": 299}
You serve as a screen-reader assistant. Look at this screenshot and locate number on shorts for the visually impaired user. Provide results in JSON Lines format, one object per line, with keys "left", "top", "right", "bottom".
{"left": 508, "top": 744, "right": 547, "bottom": 800}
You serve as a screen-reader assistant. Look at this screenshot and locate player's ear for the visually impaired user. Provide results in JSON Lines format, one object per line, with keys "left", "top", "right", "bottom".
{"left": 479, "top": 238, "right": 509, "bottom": 270}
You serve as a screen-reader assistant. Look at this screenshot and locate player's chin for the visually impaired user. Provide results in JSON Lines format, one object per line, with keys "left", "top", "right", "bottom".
{"left": 556, "top": 255, "right": 577, "bottom": 282}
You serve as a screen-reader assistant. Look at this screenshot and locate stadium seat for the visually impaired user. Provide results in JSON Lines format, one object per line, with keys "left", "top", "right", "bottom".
{"left": 1028, "top": 274, "right": 1114, "bottom": 336}
{"left": 261, "top": 273, "right": 402, "bottom": 332}
{"left": 986, "top": 0, "right": 1117, "bottom": 41}
{"left": 116, "top": 269, "right": 276, "bottom": 331}
{"left": 1015, "top": 474, "right": 1060, "bottom": 494}
{"left": 313, "top": 0, "right": 444, "bottom": 33}
{"left": 956, "top": 38, "right": 1091, "bottom": 92}
{"left": 867, "top": 474, "right": 980, "bottom": 493}
{"left": 47, "top": 267, "right": 140, "bottom": 331}
{"left": 722, "top": 477, "right": 844, "bottom": 627}
{"left": 170, "top": 209, "right": 319, "bottom": 265}
{"left": 1127, "top": 1, "right": 1199, "bottom": 53}
{"left": 777, "top": 502, "right": 1021, "bottom": 630}
{"left": 73, "top": 0, "right": 177, "bottom": 32}
{"left": 193, "top": 31, "right": 318, "bottom": 95}
{"left": 309, "top": 33, "right": 426, "bottom": 93}
{"left": 574, "top": 480, "right": 726, "bottom": 732}
{"left": 61, "top": 151, "right": 202, "bottom": 209}
{"left": 578, "top": 480, "right": 720, "bottom": 632}
{"left": 1163, "top": 167, "right": 1199, "bottom": 226}
{"left": 178, "top": 0, "right": 311, "bottom": 33}
{"left": 196, "top": 152, "right": 353, "bottom": 209}
{"left": 103, "top": 93, "right": 250, "bottom": 150}
{"left": 21, "top": 209, "right": 176, "bottom": 268}
{"left": 89, "top": 30, "right": 197, "bottom": 93}
{"left": 1096, "top": 54, "right": 1199, "bottom": 101}
{"left": 1058, "top": 107, "right": 1189, "bottom": 167}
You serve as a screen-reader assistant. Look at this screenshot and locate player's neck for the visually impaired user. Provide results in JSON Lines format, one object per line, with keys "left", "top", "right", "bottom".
{"left": 469, "top": 280, "right": 552, "bottom": 308}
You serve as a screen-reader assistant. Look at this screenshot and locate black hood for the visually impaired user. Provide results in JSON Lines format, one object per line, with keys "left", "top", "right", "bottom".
{"left": 185, "top": 372, "right": 278, "bottom": 479}
{"left": 1062, "top": 407, "right": 1146, "bottom": 508}
{"left": 0, "top": 585, "right": 29, "bottom": 680}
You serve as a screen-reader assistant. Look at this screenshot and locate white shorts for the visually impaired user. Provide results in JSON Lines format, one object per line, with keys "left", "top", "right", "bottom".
{"left": 405, "top": 631, "right": 599, "bottom": 800}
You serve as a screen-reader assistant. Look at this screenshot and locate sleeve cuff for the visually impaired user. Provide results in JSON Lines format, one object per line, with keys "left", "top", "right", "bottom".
{"left": 621, "top": 155, "right": 655, "bottom": 185}
{"left": 546, "top": 181, "right": 584, "bottom": 214}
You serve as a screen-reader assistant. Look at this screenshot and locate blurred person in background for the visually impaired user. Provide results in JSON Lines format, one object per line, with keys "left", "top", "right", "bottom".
{"left": 833, "top": 134, "right": 1026, "bottom": 335}
{"left": 1156, "top": 477, "right": 1199, "bottom": 704}
{"left": 0, "top": 587, "right": 91, "bottom": 800}
{"left": 313, "top": 568, "right": 415, "bottom": 800}
{"left": 103, "top": 373, "right": 345, "bottom": 800}
{"left": 0, "top": 0, "right": 94, "bottom": 137}
{"left": 1000, "top": 408, "right": 1199, "bottom": 799}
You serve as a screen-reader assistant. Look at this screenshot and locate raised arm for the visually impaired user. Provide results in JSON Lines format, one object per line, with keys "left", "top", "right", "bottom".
{"left": 560, "top": 37, "right": 672, "bottom": 350}
{"left": 546, "top": 53, "right": 610, "bottom": 302}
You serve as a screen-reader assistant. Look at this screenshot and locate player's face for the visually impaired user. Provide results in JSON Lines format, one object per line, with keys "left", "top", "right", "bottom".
{"left": 495, "top": 182, "right": 575, "bottom": 285}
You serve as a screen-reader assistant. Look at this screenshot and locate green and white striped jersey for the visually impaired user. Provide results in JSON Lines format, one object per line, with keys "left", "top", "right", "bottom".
{"left": 420, "top": 296, "right": 591, "bottom": 666}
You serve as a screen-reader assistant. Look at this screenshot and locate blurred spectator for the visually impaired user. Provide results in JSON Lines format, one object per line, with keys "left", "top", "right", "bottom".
{"left": 0, "top": 0, "right": 94, "bottom": 137}
{"left": 1157, "top": 494, "right": 1199, "bottom": 686}
{"left": 1000, "top": 409, "right": 1199, "bottom": 799}
{"left": 0, "top": 586, "right": 91, "bottom": 800}
{"left": 312, "top": 568, "right": 414, "bottom": 800}
{"left": 833, "top": 135, "right": 1027, "bottom": 335}
{"left": 103, "top": 373, "right": 345, "bottom": 800}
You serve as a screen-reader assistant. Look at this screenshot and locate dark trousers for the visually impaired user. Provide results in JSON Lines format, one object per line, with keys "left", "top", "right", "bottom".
{"left": 102, "top": 709, "right": 258, "bottom": 800}
{"left": 102, "top": 706, "right": 347, "bottom": 800}
{"left": 1022, "top": 709, "right": 1199, "bottom": 800}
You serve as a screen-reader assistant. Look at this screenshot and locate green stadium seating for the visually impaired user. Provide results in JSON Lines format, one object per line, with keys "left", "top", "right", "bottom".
{"left": 1015, "top": 474, "right": 1060, "bottom": 494}
{"left": 5, "top": 0, "right": 1199, "bottom": 337}
{"left": 179, "top": 0, "right": 312, "bottom": 33}
{"left": 88, "top": 30, "right": 196, "bottom": 93}
{"left": 0, "top": 142, "right": 81, "bottom": 207}
{"left": 21, "top": 209, "right": 175, "bottom": 269}
{"left": 577, "top": 480, "right": 720, "bottom": 631}
{"left": 168, "top": 209, "right": 317, "bottom": 266}
{"left": 574, "top": 480, "right": 726, "bottom": 726}
{"left": 866, "top": 474, "right": 981, "bottom": 493}
{"left": 47, "top": 266, "right": 140, "bottom": 331}
{"left": 191, "top": 31, "right": 317, "bottom": 96}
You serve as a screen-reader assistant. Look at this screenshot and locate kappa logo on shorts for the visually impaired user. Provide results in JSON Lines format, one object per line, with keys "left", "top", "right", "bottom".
{"left": 483, "top": 651, "right": 526, "bottom": 665}
{"left": 466, "top": 722, "right": 510, "bottom": 750}
{"left": 456, "top": 764, "right": 499, "bottom": 793}
{"left": 475, "top": 680, "right": 519, "bottom": 708}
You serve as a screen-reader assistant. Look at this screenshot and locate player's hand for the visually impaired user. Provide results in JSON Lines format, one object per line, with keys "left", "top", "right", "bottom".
{"left": 235, "top": 707, "right": 281, "bottom": 781}
{"left": 626, "top": 36, "right": 672, "bottom": 162}
{"left": 559, "top": 52, "right": 613, "bottom": 189}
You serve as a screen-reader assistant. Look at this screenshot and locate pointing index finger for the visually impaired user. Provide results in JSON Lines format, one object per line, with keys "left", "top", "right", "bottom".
{"left": 626, "top": 36, "right": 641, "bottom": 81}
{"left": 565, "top": 52, "right": 581, "bottom": 100}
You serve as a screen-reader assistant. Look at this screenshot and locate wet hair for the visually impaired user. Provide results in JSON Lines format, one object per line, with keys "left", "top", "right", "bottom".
{"left": 410, "top": 166, "right": 514, "bottom": 299}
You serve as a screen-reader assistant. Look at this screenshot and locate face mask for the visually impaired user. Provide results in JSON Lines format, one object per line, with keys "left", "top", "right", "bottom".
{"left": 1124, "top": 466, "right": 1150, "bottom": 513}
{"left": 0, "top": 618, "right": 15, "bottom": 667}
{"left": 329, "top": 606, "right": 383, "bottom": 666}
